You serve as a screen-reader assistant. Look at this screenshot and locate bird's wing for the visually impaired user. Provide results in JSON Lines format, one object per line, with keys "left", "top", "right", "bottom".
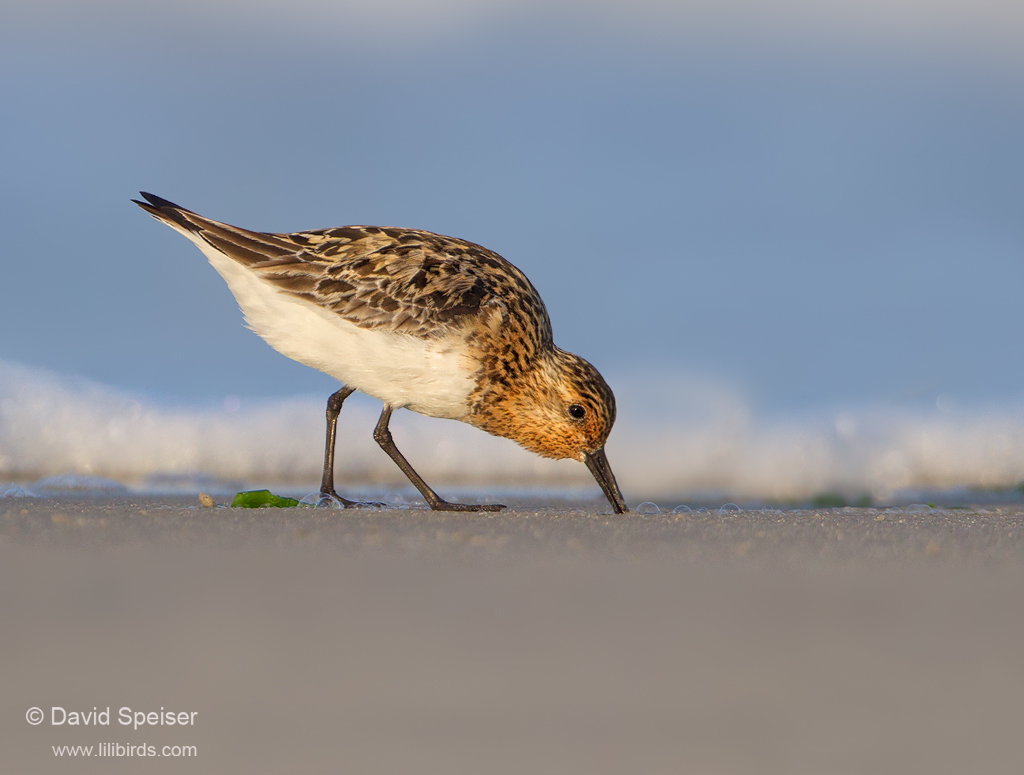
{"left": 134, "top": 192, "right": 552, "bottom": 342}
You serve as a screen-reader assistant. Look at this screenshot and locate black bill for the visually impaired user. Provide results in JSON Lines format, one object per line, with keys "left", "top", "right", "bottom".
{"left": 584, "top": 447, "right": 629, "bottom": 514}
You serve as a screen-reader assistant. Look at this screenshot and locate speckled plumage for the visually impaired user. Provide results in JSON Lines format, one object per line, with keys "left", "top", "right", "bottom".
{"left": 135, "top": 192, "right": 628, "bottom": 513}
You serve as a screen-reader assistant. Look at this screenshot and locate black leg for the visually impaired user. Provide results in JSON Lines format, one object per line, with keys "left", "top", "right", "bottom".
{"left": 320, "top": 387, "right": 381, "bottom": 508}
{"left": 372, "top": 405, "right": 505, "bottom": 512}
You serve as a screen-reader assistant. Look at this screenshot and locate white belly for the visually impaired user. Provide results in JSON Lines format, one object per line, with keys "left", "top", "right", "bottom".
{"left": 195, "top": 241, "right": 477, "bottom": 420}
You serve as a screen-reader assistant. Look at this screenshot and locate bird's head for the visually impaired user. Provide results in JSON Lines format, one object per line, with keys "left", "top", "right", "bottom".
{"left": 473, "top": 348, "right": 628, "bottom": 513}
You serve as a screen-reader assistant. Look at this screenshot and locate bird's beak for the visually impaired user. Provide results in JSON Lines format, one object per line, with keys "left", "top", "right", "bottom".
{"left": 584, "top": 447, "right": 629, "bottom": 514}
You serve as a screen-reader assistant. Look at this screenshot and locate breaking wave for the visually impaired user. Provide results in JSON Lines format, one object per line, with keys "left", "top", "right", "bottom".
{"left": 3, "top": 360, "right": 1024, "bottom": 501}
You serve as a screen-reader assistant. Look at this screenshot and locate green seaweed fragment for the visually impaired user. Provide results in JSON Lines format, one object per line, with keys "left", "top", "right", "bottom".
{"left": 230, "top": 489, "right": 300, "bottom": 508}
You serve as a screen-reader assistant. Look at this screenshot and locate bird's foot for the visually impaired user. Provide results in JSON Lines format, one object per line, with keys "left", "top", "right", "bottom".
{"left": 311, "top": 490, "right": 386, "bottom": 509}
{"left": 429, "top": 500, "right": 506, "bottom": 512}
{"left": 345, "top": 499, "right": 387, "bottom": 509}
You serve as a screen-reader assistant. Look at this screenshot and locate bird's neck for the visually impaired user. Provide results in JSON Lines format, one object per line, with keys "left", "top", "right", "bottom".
{"left": 467, "top": 347, "right": 571, "bottom": 459}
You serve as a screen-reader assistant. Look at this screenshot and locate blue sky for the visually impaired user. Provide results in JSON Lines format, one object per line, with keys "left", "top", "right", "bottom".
{"left": 2, "top": 0, "right": 1022, "bottom": 413}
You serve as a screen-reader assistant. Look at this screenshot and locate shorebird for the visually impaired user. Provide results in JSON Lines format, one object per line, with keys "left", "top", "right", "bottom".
{"left": 134, "top": 193, "right": 628, "bottom": 513}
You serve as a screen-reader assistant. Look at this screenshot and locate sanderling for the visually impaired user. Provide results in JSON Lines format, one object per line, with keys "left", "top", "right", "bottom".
{"left": 134, "top": 192, "right": 628, "bottom": 513}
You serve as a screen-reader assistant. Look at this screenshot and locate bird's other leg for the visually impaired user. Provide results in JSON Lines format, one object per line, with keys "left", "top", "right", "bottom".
{"left": 319, "top": 386, "right": 380, "bottom": 508}
{"left": 372, "top": 405, "right": 505, "bottom": 512}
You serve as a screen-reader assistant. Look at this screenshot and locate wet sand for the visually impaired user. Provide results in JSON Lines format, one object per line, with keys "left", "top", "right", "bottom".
{"left": 3, "top": 496, "right": 1024, "bottom": 774}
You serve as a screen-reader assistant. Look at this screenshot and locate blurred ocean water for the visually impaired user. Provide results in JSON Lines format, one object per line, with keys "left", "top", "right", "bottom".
{"left": 4, "top": 359, "right": 1024, "bottom": 503}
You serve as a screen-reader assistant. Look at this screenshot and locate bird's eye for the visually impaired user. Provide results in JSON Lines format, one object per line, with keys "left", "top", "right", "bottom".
{"left": 568, "top": 404, "right": 586, "bottom": 420}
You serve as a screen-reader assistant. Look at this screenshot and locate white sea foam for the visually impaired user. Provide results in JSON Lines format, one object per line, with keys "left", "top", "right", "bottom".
{"left": 3, "top": 359, "right": 1024, "bottom": 501}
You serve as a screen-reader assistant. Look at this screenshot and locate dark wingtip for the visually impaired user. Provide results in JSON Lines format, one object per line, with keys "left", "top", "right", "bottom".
{"left": 138, "top": 191, "right": 187, "bottom": 211}
{"left": 133, "top": 191, "right": 199, "bottom": 232}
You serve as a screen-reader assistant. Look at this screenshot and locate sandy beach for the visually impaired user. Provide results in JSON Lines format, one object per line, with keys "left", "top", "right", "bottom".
{"left": 3, "top": 495, "right": 1024, "bottom": 773}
